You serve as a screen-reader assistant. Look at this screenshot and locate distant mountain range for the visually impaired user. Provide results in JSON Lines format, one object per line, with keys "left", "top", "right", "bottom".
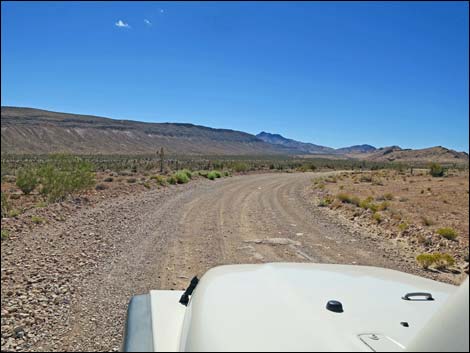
{"left": 0, "top": 107, "right": 293, "bottom": 155}
{"left": 1, "top": 107, "right": 468, "bottom": 165}
{"left": 256, "top": 131, "right": 377, "bottom": 155}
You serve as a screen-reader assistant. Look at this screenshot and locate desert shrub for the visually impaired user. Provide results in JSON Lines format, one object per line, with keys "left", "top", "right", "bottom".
{"left": 207, "top": 171, "right": 222, "bottom": 180}
{"left": 151, "top": 175, "right": 167, "bottom": 186}
{"left": 360, "top": 175, "right": 373, "bottom": 182}
{"left": 416, "top": 254, "right": 435, "bottom": 269}
{"left": 232, "top": 162, "right": 249, "bottom": 173}
{"left": 373, "top": 212, "right": 383, "bottom": 223}
{"left": 104, "top": 177, "right": 114, "bottom": 182}
{"left": 1, "top": 229, "right": 9, "bottom": 240}
{"left": 143, "top": 182, "right": 151, "bottom": 189}
{"left": 398, "top": 222, "right": 409, "bottom": 232}
{"left": 298, "top": 164, "right": 317, "bottom": 172}
{"left": 417, "top": 253, "right": 455, "bottom": 269}
{"left": 223, "top": 171, "right": 231, "bottom": 177}
{"left": 95, "top": 184, "right": 107, "bottom": 191}
{"left": 336, "top": 193, "right": 358, "bottom": 205}
{"left": 180, "top": 169, "right": 192, "bottom": 179}
{"left": 174, "top": 171, "right": 190, "bottom": 184}
{"left": 198, "top": 170, "right": 209, "bottom": 178}
{"left": 16, "top": 167, "right": 39, "bottom": 195}
{"left": 372, "top": 178, "right": 384, "bottom": 186}
{"left": 1, "top": 192, "right": 10, "bottom": 218}
{"left": 8, "top": 209, "right": 21, "bottom": 218}
{"left": 127, "top": 178, "right": 137, "bottom": 183}
{"left": 434, "top": 253, "right": 455, "bottom": 269}
{"left": 35, "top": 201, "right": 47, "bottom": 208}
{"left": 378, "top": 201, "right": 390, "bottom": 211}
{"left": 359, "top": 196, "right": 374, "bottom": 208}
{"left": 437, "top": 227, "right": 458, "bottom": 241}
{"left": 31, "top": 215, "right": 45, "bottom": 224}
{"left": 429, "top": 163, "right": 445, "bottom": 177}
{"left": 383, "top": 193, "right": 394, "bottom": 200}
{"left": 359, "top": 197, "right": 378, "bottom": 212}
{"left": 167, "top": 176, "right": 177, "bottom": 185}
{"left": 37, "top": 155, "right": 95, "bottom": 202}
{"left": 421, "top": 216, "right": 434, "bottom": 227}
{"left": 318, "top": 197, "right": 333, "bottom": 207}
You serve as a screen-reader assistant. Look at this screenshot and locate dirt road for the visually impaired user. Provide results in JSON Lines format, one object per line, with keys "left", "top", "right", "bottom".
{"left": 1, "top": 172, "right": 421, "bottom": 352}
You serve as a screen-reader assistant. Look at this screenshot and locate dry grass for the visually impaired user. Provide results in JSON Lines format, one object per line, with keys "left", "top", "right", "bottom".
{"left": 311, "top": 169, "right": 469, "bottom": 270}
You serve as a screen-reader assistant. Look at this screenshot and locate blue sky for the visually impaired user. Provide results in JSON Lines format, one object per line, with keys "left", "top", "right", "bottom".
{"left": 1, "top": 1, "right": 469, "bottom": 151}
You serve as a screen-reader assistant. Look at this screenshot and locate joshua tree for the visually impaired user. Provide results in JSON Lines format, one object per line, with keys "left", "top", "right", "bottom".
{"left": 158, "top": 147, "right": 165, "bottom": 173}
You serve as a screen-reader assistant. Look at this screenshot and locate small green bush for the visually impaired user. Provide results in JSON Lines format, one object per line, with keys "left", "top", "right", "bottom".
{"left": 232, "top": 162, "right": 249, "bottom": 173}
{"left": 383, "top": 193, "right": 394, "bottom": 200}
{"left": 337, "top": 193, "right": 360, "bottom": 206}
{"left": 143, "top": 182, "right": 151, "bottom": 189}
{"left": 38, "top": 154, "right": 95, "bottom": 202}
{"left": 167, "top": 176, "right": 177, "bottom": 185}
{"left": 318, "top": 197, "right": 333, "bottom": 207}
{"left": 207, "top": 171, "right": 222, "bottom": 180}
{"left": 359, "top": 197, "right": 378, "bottom": 212}
{"left": 429, "top": 163, "right": 445, "bottom": 177}
{"left": 298, "top": 164, "right": 317, "bottom": 172}
{"left": 31, "top": 215, "right": 45, "bottom": 224}
{"left": 416, "top": 254, "right": 434, "bottom": 269}
{"left": 16, "top": 167, "right": 39, "bottom": 195}
{"left": 8, "top": 209, "right": 21, "bottom": 218}
{"left": 1, "top": 229, "right": 9, "bottom": 240}
{"left": 180, "top": 169, "right": 192, "bottom": 179}
{"left": 417, "top": 253, "right": 455, "bottom": 269}
{"left": 437, "top": 227, "right": 458, "bottom": 241}
{"left": 373, "top": 212, "right": 383, "bottom": 223}
{"left": 378, "top": 201, "right": 390, "bottom": 211}
{"left": 151, "top": 175, "right": 167, "bottom": 186}
{"left": 398, "top": 222, "right": 409, "bottom": 232}
{"left": 174, "top": 171, "right": 190, "bottom": 184}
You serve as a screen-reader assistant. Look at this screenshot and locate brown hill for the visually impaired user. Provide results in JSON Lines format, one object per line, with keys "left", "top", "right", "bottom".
{"left": 362, "top": 146, "right": 469, "bottom": 165}
{"left": 1, "top": 107, "right": 295, "bottom": 155}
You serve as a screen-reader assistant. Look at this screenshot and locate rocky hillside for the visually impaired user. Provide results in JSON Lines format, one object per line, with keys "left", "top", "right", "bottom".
{"left": 1, "top": 107, "right": 294, "bottom": 155}
{"left": 2, "top": 107, "right": 468, "bottom": 165}
{"left": 363, "top": 146, "right": 469, "bottom": 165}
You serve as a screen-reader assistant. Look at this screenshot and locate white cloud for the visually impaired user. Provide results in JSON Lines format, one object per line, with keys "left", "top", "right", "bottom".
{"left": 144, "top": 19, "right": 152, "bottom": 26}
{"left": 115, "top": 20, "right": 130, "bottom": 28}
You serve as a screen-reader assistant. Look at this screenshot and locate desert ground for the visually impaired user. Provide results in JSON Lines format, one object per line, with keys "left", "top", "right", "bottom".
{"left": 1, "top": 170, "right": 469, "bottom": 351}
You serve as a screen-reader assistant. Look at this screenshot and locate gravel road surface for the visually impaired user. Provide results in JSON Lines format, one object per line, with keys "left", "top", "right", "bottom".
{"left": 1, "top": 172, "right": 427, "bottom": 351}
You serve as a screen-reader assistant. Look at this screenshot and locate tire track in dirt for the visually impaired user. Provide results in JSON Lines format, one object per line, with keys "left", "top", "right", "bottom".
{"left": 3, "top": 172, "right": 411, "bottom": 352}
